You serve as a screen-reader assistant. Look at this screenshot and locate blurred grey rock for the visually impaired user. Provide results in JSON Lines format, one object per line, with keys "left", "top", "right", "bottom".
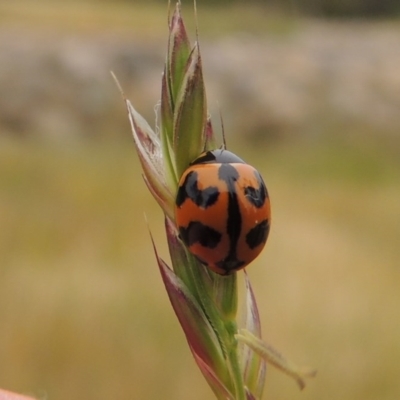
{"left": 1, "top": 22, "right": 399, "bottom": 141}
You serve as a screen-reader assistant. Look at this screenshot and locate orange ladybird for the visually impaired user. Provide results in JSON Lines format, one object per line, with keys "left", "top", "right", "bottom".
{"left": 175, "top": 149, "right": 271, "bottom": 275}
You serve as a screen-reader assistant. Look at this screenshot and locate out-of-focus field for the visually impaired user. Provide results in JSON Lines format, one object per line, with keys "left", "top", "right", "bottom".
{"left": 1, "top": 1, "right": 400, "bottom": 400}
{"left": 2, "top": 133, "right": 400, "bottom": 400}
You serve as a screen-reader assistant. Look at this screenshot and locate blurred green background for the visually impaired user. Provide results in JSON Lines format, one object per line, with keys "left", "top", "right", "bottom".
{"left": 1, "top": 1, "right": 400, "bottom": 399}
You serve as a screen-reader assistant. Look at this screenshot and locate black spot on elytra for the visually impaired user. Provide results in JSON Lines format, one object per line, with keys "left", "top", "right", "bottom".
{"left": 179, "top": 221, "right": 222, "bottom": 249}
{"left": 218, "top": 163, "right": 239, "bottom": 183}
{"left": 246, "top": 219, "right": 270, "bottom": 249}
{"left": 218, "top": 164, "right": 244, "bottom": 272}
{"left": 244, "top": 171, "right": 268, "bottom": 208}
{"left": 176, "top": 170, "right": 219, "bottom": 208}
{"left": 218, "top": 165, "right": 241, "bottom": 245}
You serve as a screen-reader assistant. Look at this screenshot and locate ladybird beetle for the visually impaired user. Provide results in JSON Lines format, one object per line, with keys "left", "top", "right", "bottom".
{"left": 175, "top": 149, "right": 271, "bottom": 275}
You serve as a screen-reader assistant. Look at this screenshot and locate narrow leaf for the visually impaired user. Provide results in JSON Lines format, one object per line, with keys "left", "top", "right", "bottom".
{"left": 173, "top": 42, "right": 207, "bottom": 178}
{"left": 192, "top": 351, "right": 235, "bottom": 400}
{"left": 142, "top": 174, "right": 173, "bottom": 220}
{"left": 160, "top": 68, "right": 177, "bottom": 186}
{"left": 245, "top": 388, "right": 256, "bottom": 400}
{"left": 168, "top": 2, "right": 192, "bottom": 105}
{"left": 236, "top": 329, "right": 317, "bottom": 390}
{"left": 150, "top": 234, "right": 229, "bottom": 384}
{"left": 211, "top": 273, "right": 238, "bottom": 322}
{"left": 204, "top": 116, "right": 217, "bottom": 150}
{"left": 241, "top": 272, "right": 266, "bottom": 398}
{"left": 243, "top": 272, "right": 262, "bottom": 337}
{"left": 165, "top": 216, "right": 196, "bottom": 287}
{"left": 164, "top": 217, "right": 216, "bottom": 304}
{"left": 126, "top": 100, "right": 175, "bottom": 218}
